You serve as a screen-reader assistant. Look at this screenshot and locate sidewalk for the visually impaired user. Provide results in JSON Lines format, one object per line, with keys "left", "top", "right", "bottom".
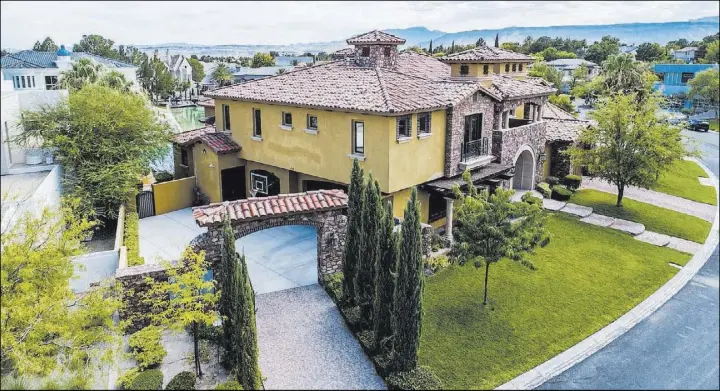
{"left": 580, "top": 177, "right": 715, "bottom": 222}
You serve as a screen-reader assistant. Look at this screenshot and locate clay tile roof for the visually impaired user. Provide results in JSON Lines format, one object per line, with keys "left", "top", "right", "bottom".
{"left": 545, "top": 119, "right": 591, "bottom": 142}
{"left": 172, "top": 125, "right": 216, "bottom": 145}
{"left": 332, "top": 47, "right": 355, "bottom": 56}
{"left": 489, "top": 75, "right": 556, "bottom": 99}
{"left": 200, "top": 132, "right": 241, "bottom": 154}
{"left": 542, "top": 102, "right": 578, "bottom": 121}
{"left": 197, "top": 98, "right": 215, "bottom": 108}
{"left": 192, "top": 189, "right": 348, "bottom": 227}
{"left": 395, "top": 51, "right": 452, "bottom": 80}
{"left": 346, "top": 30, "right": 406, "bottom": 45}
{"left": 439, "top": 46, "right": 534, "bottom": 63}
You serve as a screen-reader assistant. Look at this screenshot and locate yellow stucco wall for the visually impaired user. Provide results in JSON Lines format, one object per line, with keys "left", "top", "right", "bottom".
{"left": 153, "top": 177, "right": 196, "bottom": 215}
{"left": 450, "top": 62, "right": 529, "bottom": 78}
{"left": 390, "top": 187, "right": 430, "bottom": 222}
{"left": 543, "top": 144, "right": 552, "bottom": 179}
{"left": 245, "top": 160, "right": 291, "bottom": 197}
{"left": 193, "top": 143, "right": 222, "bottom": 203}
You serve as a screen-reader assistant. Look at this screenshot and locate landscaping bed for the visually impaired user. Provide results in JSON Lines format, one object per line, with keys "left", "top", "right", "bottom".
{"left": 649, "top": 160, "right": 717, "bottom": 205}
{"left": 418, "top": 213, "right": 691, "bottom": 389}
{"left": 570, "top": 189, "right": 712, "bottom": 243}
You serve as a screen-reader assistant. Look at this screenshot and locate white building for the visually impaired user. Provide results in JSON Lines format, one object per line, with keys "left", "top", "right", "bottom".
{"left": 673, "top": 47, "right": 698, "bottom": 63}
{"left": 545, "top": 59, "right": 600, "bottom": 93}
{"left": 161, "top": 49, "right": 192, "bottom": 83}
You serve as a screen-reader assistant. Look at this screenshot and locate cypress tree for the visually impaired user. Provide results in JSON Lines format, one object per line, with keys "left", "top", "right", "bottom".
{"left": 451, "top": 40, "right": 455, "bottom": 54}
{"left": 356, "top": 176, "right": 382, "bottom": 328}
{"left": 373, "top": 200, "right": 398, "bottom": 354}
{"left": 429, "top": 39, "right": 433, "bottom": 54}
{"left": 342, "top": 158, "right": 364, "bottom": 306}
{"left": 495, "top": 33, "right": 500, "bottom": 48}
{"left": 219, "top": 213, "right": 239, "bottom": 363}
{"left": 392, "top": 188, "right": 424, "bottom": 372}
{"left": 232, "top": 252, "right": 262, "bottom": 390}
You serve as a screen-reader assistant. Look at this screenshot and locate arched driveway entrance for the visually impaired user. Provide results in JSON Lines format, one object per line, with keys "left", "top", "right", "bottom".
{"left": 512, "top": 147, "right": 535, "bottom": 190}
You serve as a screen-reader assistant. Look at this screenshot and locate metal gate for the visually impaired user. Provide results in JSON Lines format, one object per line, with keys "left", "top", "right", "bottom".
{"left": 136, "top": 191, "right": 155, "bottom": 219}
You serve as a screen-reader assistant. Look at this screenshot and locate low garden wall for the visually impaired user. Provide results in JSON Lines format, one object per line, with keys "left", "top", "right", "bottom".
{"left": 152, "top": 176, "right": 196, "bottom": 215}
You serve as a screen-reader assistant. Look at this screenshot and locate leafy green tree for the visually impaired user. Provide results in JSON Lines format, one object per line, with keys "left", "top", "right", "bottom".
{"left": 476, "top": 38, "right": 486, "bottom": 47}
{"left": 392, "top": 188, "right": 424, "bottom": 372}
{"left": 549, "top": 94, "right": 577, "bottom": 116}
{"left": 15, "top": 84, "right": 172, "bottom": 217}
{"left": 373, "top": 201, "right": 397, "bottom": 354}
{"left": 635, "top": 42, "right": 665, "bottom": 62}
{"left": 187, "top": 57, "right": 206, "bottom": 83}
{"left": 539, "top": 47, "right": 576, "bottom": 61}
{"left": 568, "top": 93, "right": 689, "bottom": 206}
{"left": 73, "top": 34, "right": 120, "bottom": 59}
{"left": 571, "top": 74, "right": 605, "bottom": 106}
{"left": 0, "top": 198, "right": 121, "bottom": 381}
{"left": 251, "top": 52, "right": 275, "bottom": 68}
{"left": 143, "top": 247, "right": 218, "bottom": 377}
{"left": 100, "top": 70, "right": 133, "bottom": 92}
{"left": 275, "top": 68, "right": 287, "bottom": 75}
{"left": 357, "top": 175, "right": 382, "bottom": 328}
{"left": 568, "top": 63, "right": 590, "bottom": 91}
{"left": 343, "top": 159, "right": 364, "bottom": 305}
{"left": 602, "top": 54, "right": 650, "bottom": 98}
{"left": 585, "top": 35, "right": 620, "bottom": 64}
{"left": 501, "top": 42, "right": 521, "bottom": 52}
{"left": 704, "top": 40, "right": 719, "bottom": 64}
{"left": 688, "top": 67, "right": 719, "bottom": 109}
{"left": 58, "top": 57, "right": 104, "bottom": 91}
{"left": 450, "top": 174, "right": 549, "bottom": 305}
{"left": 212, "top": 63, "right": 234, "bottom": 86}
{"left": 32, "top": 37, "right": 58, "bottom": 52}
{"left": 528, "top": 61, "right": 563, "bottom": 91}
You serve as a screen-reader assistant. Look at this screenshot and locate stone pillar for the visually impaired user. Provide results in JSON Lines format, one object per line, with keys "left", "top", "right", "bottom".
{"left": 503, "top": 111, "right": 510, "bottom": 129}
{"left": 530, "top": 105, "right": 536, "bottom": 122}
{"left": 537, "top": 105, "right": 543, "bottom": 121}
{"left": 444, "top": 197, "right": 454, "bottom": 243}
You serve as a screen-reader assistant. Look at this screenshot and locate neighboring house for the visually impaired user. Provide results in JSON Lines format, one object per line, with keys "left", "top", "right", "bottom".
{"left": 232, "top": 66, "right": 295, "bottom": 83}
{"left": 1, "top": 45, "right": 138, "bottom": 90}
{"left": 274, "top": 56, "right": 314, "bottom": 66}
{"left": 619, "top": 45, "right": 638, "bottom": 57}
{"left": 161, "top": 49, "right": 192, "bottom": 83}
{"left": 545, "top": 59, "right": 600, "bottom": 93}
{"left": 331, "top": 47, "right": 355, "bottom": 60}
{"left": 672, "top": 46, "right": 698, "bottom": 63}
{"left": 175, "top": 30, "right": 559, "bottom": 238}
{"left": 653, "top": 63, "right": 719, "bottom": 110}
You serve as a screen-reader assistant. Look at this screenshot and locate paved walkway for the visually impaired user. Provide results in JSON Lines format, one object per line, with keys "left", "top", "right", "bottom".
{"left": 138, "top": 208, "right": 206, "bottom": 264}
{"left": 580, "top": 177, "right": 716, "bottom": 222}
{"left": 255, "top": 285, "right": 386, "bottom": 390}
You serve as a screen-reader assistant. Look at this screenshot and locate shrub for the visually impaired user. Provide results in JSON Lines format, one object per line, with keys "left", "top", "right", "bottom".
{"left": 521, "top": 192, "right": 543, "bottom": 207}
{"left": 535, "top": 182, "right": 552, "bottom": 198}
{"left": 129, "top": 369, "right": 164, "bottom": 390}
{"left": 166, "top": 371, "right": 196, "bottom": 390}
{"left": 125, "top": 211, "right": 144, "bottom": 266}
{"left": 154, "top": 171, "right": 174, "bottom": 183}
{"left": 546, "top": 176, "right": 560, "bottom": 186}
{"left": 424, "top": 255, "right": 450, "bottom": 274}
{"left": 386, "top": 366, "right": 443, "bottom": 390}
{"left": 128, "top": 326, "right": 167, "bottom": 369}
{"left": 429, "top": 230, "right": 448, "bottom": 252}
{"left": 117, "top": 368, "right": 140, "bottom": 389}
{"left": 322, "top": 272, "right": 344, "bottom": 304}
{"left": 196, "top": 323, "right": 223, "bottom": 343}
{"left": 551, "top": 185, "right": 573, "bottom": 201}
{"left": 564, "top": 174, "right": 583, "bottom": 191}
{"left": 215, "top": 380, "right": 244, "bottom": 390}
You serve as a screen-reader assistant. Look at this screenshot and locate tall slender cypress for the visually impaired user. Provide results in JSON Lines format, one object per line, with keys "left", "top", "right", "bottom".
{"left": 494, "top": 33, "right": 500, "bottom": 48}
{"left": 342, "top": 159, "right": 364, "bottom": 306}
{"left": 233, "top": 252, "right": 262, "bottom": 390}
{"left": 373, "top": 200, "right": 398, "bottom": 353}
{"left": 429, "top": 39, "right": 433, "bottom": 54}
{"left": 356, "top": 176, "right": 382, "bottom": 328}
{"left": 392, "top": 188, "right": 424, "bottom": 371}
{"left": 219, "top": 213, "right": 239, "bottom": 363}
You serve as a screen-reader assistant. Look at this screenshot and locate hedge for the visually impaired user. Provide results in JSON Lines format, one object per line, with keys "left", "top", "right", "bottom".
{"left": 521, "top": 192, "right": 543, "bottom": 207}
{"left": 563, "top": 174, "right": 582, "bottom": 191}
{"left": 215, "top": 380, "right": 244, "bottom": 390}
{"left": 129, "top": 369, "right": 163, "bottom": 390}
{"left": 125, "top": 211, "right": 144, "bottom": 266}
{"left": 551, "top": 185, "right": 573, "bottom": 201}
{"left": 166, "top": 371, "right": 195, "bottom": 390}
{"left": 386, "top": 366, "right": 443, "bottom": 390}
{"left": 321, "top": 272, "right": 344, "bottom": 304}
{"left": 546, "top": 176, "right": 560, "bottom": 186}
{"left": 535, "top": 182, "right": 552, "bottom": 198}
{"left": 128, "top": 326, "right": 167, "bottom": 370}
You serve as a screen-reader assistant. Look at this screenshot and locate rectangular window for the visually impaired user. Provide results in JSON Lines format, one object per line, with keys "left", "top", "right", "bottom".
{"left": 362, "top": 47, "right": 370, "bottom": 57}
{"left": 21, "top": 76, "right": 26, "bottom": 88}
{"left": 307, "top": 114, "right": 318, "bottom": 130}
{"left": 223, "top": 104, "right": 231, "bottom": 130}
{"left": 417, "top": 112, "right": 431, "bottom": 135}
{"left": 519, "top": 64, "right": 524, "bottom": 72}
{"left": 352, "top": 121, "right": 364, "bottom": 155}
{"left": 31, "top": 76, "right": 35, "bottom": 88}
{"left": 253, "top": 108, "right": 262, "bottom": 137}
{"left": 384, "top": 47, "right": 391, "bottom": 56}
{"left": 464, "top": 113, "right": 482, "bottom": 143}
{"left": 397, "top": 115, "right": 411, "bottom": 138}
{"left": 45, "top": 76, "right": 58, "bottom": 90}
{"left": 180, "top": 148, "right": 189, "bottom": 166}
{"left": 13, "top": 76, "right": 18, "bottom": 88}
{"left": 681, "top": 72, "right": 694, "bottom": 84}
{"left": 483, "top": 64, "right": 489, "bottom": 75}
{"left": 282, "top": 111, "right": 292, "bottom": 127}
{"left": 505, "top": 64, "right": 510, "bottom": 72}
{"left": 460, "top": 64, "right": 469, "bottom": 76}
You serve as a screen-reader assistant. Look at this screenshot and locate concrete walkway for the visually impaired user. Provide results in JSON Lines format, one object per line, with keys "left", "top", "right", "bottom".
{"left": 580, "top": 176, "right": 716, "bottom": 222}
{"left": 256, "top": 285, "right": 386, "bottom": 390}
{"left": 138, "top": 208, "right": 207, "bottom": 264}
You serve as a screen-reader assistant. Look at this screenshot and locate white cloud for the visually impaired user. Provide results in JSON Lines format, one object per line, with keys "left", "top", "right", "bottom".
{"left": 1, "top": 1, "right": 718, "bottom": 48}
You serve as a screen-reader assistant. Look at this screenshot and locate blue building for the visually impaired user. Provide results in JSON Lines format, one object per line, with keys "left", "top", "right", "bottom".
{"left": 653, "top": 63, "right": 718, "bottom": 110}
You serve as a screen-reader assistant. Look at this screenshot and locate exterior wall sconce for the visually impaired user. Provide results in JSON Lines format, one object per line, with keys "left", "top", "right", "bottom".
{"left": 538, "top": 151, "right": 547, "bottom": 163}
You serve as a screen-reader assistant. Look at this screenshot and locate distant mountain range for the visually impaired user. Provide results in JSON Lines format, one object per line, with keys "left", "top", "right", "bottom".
{"left": 130, "top": 16, "right": 719, "bottom": 58}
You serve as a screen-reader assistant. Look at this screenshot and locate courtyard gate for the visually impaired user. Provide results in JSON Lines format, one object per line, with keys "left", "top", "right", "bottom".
{"left": 136, "top": 190, "right": 155, "bottom": 218}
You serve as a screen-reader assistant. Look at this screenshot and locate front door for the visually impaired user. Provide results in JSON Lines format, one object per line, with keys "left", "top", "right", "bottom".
{"left": 221, "top": 166, "right": 246, "bottom": 202}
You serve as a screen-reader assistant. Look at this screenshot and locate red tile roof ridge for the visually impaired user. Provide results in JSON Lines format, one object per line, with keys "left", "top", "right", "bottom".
{"left": 375, "top": 67, "right": 394, "bottom": 113}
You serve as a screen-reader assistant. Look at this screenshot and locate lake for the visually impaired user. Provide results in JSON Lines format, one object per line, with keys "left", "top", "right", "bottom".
{"left": 171, "top": 106, "right": 206, "bottom": 132}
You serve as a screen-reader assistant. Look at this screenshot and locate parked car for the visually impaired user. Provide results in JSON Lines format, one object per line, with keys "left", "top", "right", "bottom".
{"left": 688, "top": 119, "right": 710, "bottom": 132}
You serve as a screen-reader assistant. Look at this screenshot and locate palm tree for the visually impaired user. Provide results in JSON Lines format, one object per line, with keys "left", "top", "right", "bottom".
{"left": 100, "top": 70, "right": 133, "bottom": 92}
{"left": 602, "top": 53, "right": 645, "bottom": 95}
{"left": 211, "top": 63, "right": 233, "bottom": 87}
{"left": 58, "top": 58, "right": 103, "bottom": 90}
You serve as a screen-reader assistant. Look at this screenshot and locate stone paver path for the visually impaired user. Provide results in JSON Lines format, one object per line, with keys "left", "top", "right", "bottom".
{"left": 255, "top": 285, "right": 386, "bottom": 390}
{"left": 666, "top": 237, "right": 703, "bottom": 255}
{"left": 580, "top": 213, "right": 615, "bottom": 227}
{"left": 634, "top": 231, "right": 672, "bottom": 247}
{"left": 609, "top": 218, "right": 645, "bottom": 236}
{"left": 581, "top": 177, "right": 716, "bottom": 222}
{"left": 561, "top": 203, "right": 593, "bottom": 218}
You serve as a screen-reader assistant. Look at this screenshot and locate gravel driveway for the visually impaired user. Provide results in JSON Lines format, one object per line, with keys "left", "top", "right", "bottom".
{"left": 255, "top": 284, "right": 386, "bottom": 390}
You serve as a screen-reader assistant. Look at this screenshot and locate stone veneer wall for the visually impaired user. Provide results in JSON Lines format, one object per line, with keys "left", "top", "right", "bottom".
{"left": 492, "top": 121, "right": 547, "bottom": 185}
{"left": 353, "top": 44, "right": 398, "bottom": 68}
{"left": 116, "top": 261, "right": 179, "bottom": 333}
{"left": 492, "top": 96, "right": 547, "bottom": 129}
{"left": 444, "top": 93, "right": 496, "bottom": 177}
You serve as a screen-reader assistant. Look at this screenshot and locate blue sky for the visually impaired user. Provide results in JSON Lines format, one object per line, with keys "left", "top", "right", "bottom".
{"left": 1, "top": 1, "right": 718, "bottom": 48}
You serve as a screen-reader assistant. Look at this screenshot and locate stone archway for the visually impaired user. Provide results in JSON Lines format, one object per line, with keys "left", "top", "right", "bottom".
{"left": 512, "top": 146, "right": 535, "bottom": 190}
{"left": 189, "top": 190, "right": 348, "bottom": 284}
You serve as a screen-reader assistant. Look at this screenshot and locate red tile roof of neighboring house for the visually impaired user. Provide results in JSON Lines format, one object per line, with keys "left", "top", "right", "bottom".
{"left": 197, "top": 98, "right": 215, "bottom": 108}
{"left": 346, "top": 30, "right": 406, "bottom": 45}
{"left": 542, "top": 102, "right": 578, "bottom": 121}
{"left": 545, "top": 119, "right": 591, "bottom": 142}
{"left": 171, "top": 126, "right": 240, "bottom": 154}
{"left": 172, "top": 125, "right": 216, "bottom": 145}
{"left": 489, "top": 75, "right": 556, "bottom": 99}
{"left": 193, "top": 189, "right": 348, "bottom": 226}
{"left": 439, "top": 46, "right": 534, "bottom": 63}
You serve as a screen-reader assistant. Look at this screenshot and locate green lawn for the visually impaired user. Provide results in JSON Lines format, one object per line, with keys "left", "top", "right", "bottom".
{"left": 570, "top": 189, "right": 712, "bottom": 243}
{"left": 650, "top": 160, "right": 717, "bottom": 205}
{"left": 710, "top": 119, "right": 718, "bottom": 132}
{"left": 419, "top": 213, "right": 690, "bottom": 390}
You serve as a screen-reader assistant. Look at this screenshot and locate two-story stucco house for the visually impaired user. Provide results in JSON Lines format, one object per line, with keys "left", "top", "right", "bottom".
{"left": 161, "top": 50, "right": 192, "bottom": 83}
{"left": 171, "top": 30, "right": 561, "bottom": 237}
{"left": 672, "top": 47, "right": 698, "bottom": 63}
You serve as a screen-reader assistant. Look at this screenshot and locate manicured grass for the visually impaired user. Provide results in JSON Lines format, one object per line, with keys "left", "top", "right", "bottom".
{"left": 709, "top": 119, "right": 718, "bottom": 132}
{"left": 419, "top": 213, "right": 690, "bottom": 390}
{"left": 570, "top": 189, "right": 712, "bottom": 243}
{"left": 650, "top": 160, "right": 717, "bottom": 205}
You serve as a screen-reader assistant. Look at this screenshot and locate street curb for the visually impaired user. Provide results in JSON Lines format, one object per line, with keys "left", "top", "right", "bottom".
{"left": 496, "top": 157, "right": 719, "bottom": 390}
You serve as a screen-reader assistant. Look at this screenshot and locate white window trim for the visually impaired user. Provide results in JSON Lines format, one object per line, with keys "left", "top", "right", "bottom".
{"left": 396, "top": 136, "right": 412, "bottom": 144}
{"left": 281, "top": 112, "right": 293, "bottom": 128}
{"left": 304, "top": 128, "right": 318, "bottom": 135}
{"left": 251, "top": 136, "right": 263, "bottom": 142}
{"left": 417, "top": 133, "right": 432, "bottom": 140}
{"left": 279, "top": 124, "right": 293, "bottom": 131}
{"left": 347, "top": 153, "right": 366, "bottom": 161}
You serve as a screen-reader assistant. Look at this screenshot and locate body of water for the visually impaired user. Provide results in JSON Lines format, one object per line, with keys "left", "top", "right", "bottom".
{"left": 171, "top": 106, "right": 206, "bottom": 132}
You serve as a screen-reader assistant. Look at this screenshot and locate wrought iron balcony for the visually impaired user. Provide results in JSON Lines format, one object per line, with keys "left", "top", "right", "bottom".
{"left": 461, "top": 138, "right": 489, "bottom": 163}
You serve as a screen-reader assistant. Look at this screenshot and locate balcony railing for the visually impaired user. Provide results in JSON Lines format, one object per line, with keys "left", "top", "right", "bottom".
{"left": 509, "top": 118, "right": 533, "bottom": 128}
{"left": 461, "top": 138, "right": 489, "bottom": 162}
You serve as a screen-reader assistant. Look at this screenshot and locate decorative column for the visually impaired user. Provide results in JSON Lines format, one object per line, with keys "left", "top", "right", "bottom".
{"left": 537, "top": 105, "right": 543, "bottom": 121}
{"left": 503, "top": 110, "right": 510, "bottom": 129}
{"left": 444, "top": 197, "right": 454, "bottom": 243}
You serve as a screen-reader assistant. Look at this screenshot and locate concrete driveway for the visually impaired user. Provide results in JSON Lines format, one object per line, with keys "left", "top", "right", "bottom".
{"left": 139, "top": 208, "right": 207, "bottom": 264}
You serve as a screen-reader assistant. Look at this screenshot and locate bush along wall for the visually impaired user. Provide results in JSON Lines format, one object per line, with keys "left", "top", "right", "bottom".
{"left": 125, "top": 210, "right": 145, "bottom": 266}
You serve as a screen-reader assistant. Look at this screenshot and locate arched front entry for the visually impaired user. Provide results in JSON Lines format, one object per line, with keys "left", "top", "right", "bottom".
{"left": 512, "top": 147, "right": 535, "bottom": 190}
